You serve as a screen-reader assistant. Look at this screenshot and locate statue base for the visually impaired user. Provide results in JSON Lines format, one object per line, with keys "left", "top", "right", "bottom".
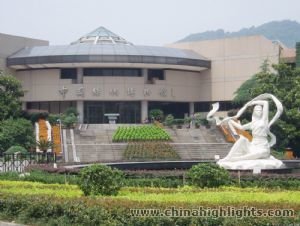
{"left": 217, "top": 156, "right": 284, "bottom": 170}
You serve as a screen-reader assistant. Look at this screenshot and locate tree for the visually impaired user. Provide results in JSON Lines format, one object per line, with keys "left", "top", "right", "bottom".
{"left": 233, "top": 75, "right": 257, "bottom": 104}
{"left": 0, "top": 118, "right": 35, "bottom": 153}
{"left": 0, "top": 72, "right": 24, "bottom": 120}
{"left": 233, "top": 59, "right": 270, "bottom": 104}
{"left": 233, "top": 62, "right": 300, "bottom": 155}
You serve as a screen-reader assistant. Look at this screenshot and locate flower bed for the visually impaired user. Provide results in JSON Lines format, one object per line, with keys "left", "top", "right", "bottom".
{"left": 52, "top": 125, "right": 61, "bottom": 154}
{"left": 38, "top": 119, "right": 48, "bottom": 142}
{"left": 124, "top": 142, "right": 180, "bottom": 160}
{"left": 112, "top": 125, "right": 171, "bottom": 142}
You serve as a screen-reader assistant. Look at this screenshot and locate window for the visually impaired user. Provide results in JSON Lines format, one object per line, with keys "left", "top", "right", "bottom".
{"left": 60, "top": 68, "right": 77, "bottom": 79}
{"left": 194, "top": 102, "right": 211, "bottom": 112}
{"left": 26, "top": 101, "right": 76, "bottom": 114}
{"left": 194, "top": 101, "right": 237, "bottom": 112}
{"left": 148, "top": 69, "right": 164, "bottom": 82}
{"left": 83, "top": 68, "right": 142, "bottom": 77}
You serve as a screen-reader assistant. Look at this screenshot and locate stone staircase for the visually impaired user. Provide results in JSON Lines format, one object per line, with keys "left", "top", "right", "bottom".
{"left": 64, "top": 124, "right": 231, "bottom": 163}
{"left": 71, "top": 143, "right": 126, "bottom": 163}
{"left": 171, "top": 143, "right": 232, "bottom": 160}
{"left": 165, "top": 126, "right": 226, "bottom": 143}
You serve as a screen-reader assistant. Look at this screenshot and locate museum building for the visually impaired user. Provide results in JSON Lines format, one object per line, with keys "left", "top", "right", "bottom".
{"left": 0, "top": 27, "right": 295, "bottom": 123}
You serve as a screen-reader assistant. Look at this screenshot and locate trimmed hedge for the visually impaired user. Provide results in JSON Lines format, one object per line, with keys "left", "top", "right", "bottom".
{"left": 0, "top": 193, "right": 298, "bottom": 226}
{"left": 5, "top": 146, "right": 28, "bottom": 154}
{"left": 2, "top": 168, "right": 300, "bottom": 190}
{"left": 0, "top": 170, "right": 79, "bottom": 185}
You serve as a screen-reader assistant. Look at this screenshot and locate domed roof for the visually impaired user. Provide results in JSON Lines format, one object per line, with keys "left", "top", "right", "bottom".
{"left": 72, "top": 26, "right": 132, "bottom": 45}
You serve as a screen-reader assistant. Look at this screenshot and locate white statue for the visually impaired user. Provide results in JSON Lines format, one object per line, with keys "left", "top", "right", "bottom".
{"left": 207, "top": 93, "right": 284, "bottom": 170}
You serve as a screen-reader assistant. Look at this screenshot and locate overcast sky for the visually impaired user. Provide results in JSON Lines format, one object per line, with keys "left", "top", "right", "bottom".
{"left": 1, "top": 0, "right": 300, "bottom": 46}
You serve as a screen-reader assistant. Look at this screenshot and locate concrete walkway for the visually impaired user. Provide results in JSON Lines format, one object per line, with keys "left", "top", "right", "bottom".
{"left": 0, "top": 221, "right": 26, "bottom": 226}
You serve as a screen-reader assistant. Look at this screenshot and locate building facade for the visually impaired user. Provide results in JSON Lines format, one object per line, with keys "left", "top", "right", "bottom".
{"left": 0, "top": 27, "right": 295, "bottom": 123}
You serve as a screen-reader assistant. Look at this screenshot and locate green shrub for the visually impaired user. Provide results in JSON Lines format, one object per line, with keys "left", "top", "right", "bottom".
{"left": 164, "top": 114, "right": 174, "bottom": 127}
{"left": 64, "top": 107, "right": 79, "bottom": 116}
{"left": 149, "top": 109, "right": 164, "bottom": 121}
{"left": 57, "top": 107, "right": 79, "bottom": 128}
{"left": 48, "top": 114, "right": 61, "bottom": 125}
{"left": 22, "top": 110, "right": 49, "bottom": 123}
{"left": 61, "top": 113, "right": 77, "bottom": 128}
{"left": 78, "top": 164, "right": 124, "bottom": 196}
{"left": 187, "top": 163, "right": 230, "bottom": 188}
{"left": 5, "top": 146, "right": 28, "bottom": 154}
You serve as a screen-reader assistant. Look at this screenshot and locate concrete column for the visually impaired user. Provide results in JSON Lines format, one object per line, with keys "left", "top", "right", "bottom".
{"left": 189, "top": 102, "right": 194, "bottom": 115}
{"left": 142, "top": 68, "right": 148, "bottom": 83}
{"left": 77, "top": 68, "right": 83, "bottom": 84}
{"left": 141, "top": 100, "right": 148, "bottom": 123}
{"left": 77, "top": 101, "right": 84, "bottom": 123}
{"left": 22, "top": 102, "right": 26, "bottom": 110}
{"left": 62, "top": 129, "right": 68, "bottom": 162}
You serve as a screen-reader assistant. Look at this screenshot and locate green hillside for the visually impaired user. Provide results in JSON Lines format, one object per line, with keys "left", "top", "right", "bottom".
{"left": 177, "top": 20, "right": 300, "bottom": 48}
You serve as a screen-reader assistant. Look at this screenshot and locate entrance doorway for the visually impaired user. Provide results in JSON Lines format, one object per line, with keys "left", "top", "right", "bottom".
{"left": 84, "top": 101, "right": 141, "bottom": 124}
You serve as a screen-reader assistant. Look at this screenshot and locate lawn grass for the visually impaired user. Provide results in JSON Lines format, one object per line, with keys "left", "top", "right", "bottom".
{"left": 0, "top": 180, "right": 82, "bottom": 198}
{"left": 117, "top": 186, "right": 300, "bottom": 205}
{"left": 1, "top": 180, "right": 299, "bottom": 207}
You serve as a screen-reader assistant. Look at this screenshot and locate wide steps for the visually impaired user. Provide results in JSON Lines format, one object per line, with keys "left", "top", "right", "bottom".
{"left": 69, "top": 144, "right": 126, "bottom": 162}
{"left": 65, "top": 124, "right": 232, "bottom": 162}
{"left": 171, "top": 143, "right": 232, "bottom": 160}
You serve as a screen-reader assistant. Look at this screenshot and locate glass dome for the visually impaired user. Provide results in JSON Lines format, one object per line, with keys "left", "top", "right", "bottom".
{"left": 72, "top": 26, "right": 132, "bottom": 45}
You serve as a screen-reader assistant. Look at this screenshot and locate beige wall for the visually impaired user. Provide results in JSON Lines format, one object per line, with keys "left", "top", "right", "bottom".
{"left": 168, "top": 35, "right": 281, "bottom": 101}
{"left": 0, "top": 33, "right": 48, "bottom": 73}
{"left": 9, "top": 34, "right": 284, "bottom": 104}
{"left": 15, "top": 68, "right": 207, "bottom": 102}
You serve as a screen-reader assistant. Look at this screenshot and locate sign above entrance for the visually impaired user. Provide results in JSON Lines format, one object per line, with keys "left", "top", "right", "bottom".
{"left": 104, "top": 113, "right": 120, "bottom": 124}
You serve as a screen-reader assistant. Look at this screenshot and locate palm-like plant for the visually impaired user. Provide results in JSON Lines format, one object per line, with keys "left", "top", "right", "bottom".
{"left": 36, "top": 139, "right": 55, "bottom": 152}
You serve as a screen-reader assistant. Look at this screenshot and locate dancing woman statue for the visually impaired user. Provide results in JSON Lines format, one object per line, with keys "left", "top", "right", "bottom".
{"left": 207, "top": 93, "right": 284, "bottom": 169}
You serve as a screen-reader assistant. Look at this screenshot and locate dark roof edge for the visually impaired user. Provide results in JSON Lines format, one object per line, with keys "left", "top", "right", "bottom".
{"left": 7, "top": 54, "right": 211, "bottom": 69}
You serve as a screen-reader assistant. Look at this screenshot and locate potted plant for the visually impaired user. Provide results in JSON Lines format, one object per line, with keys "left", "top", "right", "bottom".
{"left": 164, "top": 114, "right": 174, "bottom": 128}
{"left": 184, "top": 117, "right": 191, "bottom": 128}
{"left": 174, "top": 119, "right": 184, "bottom": 129}
{"left": 284, "top": 147, "right": 294, "bottom": 160}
